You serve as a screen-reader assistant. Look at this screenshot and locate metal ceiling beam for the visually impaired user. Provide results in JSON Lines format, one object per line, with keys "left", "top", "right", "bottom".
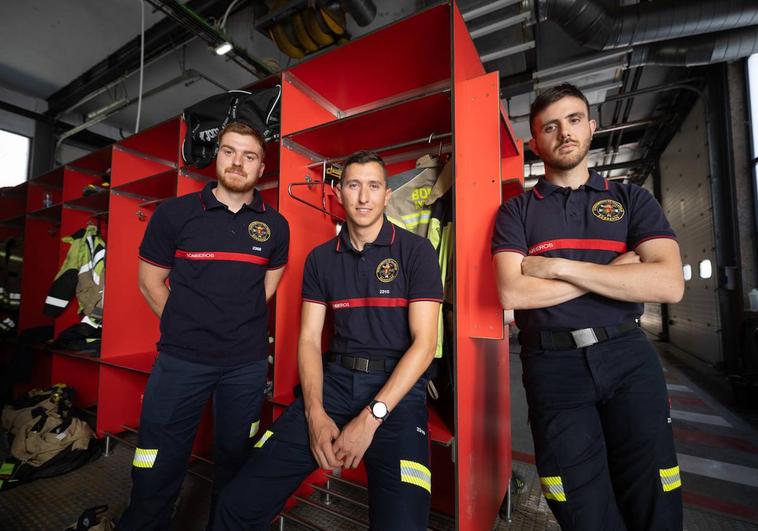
{"left": 45, "top": 0, "right": 245, "bottom": 117}
{"left": 482, "top": 41, "right": 536, "bottom": 63}
{"left": 0, "top": 100, "right": 114, "bottom": 148}
{"left": 145, "top": 0, "right": 272, "bottom": 78}
{"left": 470, "top": 11, "right": 532, "bottom": 39}
{"left": 463, "top": 0, "right": 523, "bottom": 22}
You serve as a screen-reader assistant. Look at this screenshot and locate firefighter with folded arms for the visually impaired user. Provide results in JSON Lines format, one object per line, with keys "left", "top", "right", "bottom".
{"left": 492, "top": 83, "right": 684, "bottom": 530}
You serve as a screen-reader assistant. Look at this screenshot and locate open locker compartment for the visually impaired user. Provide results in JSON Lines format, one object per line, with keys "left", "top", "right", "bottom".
{"left": 47, "top": 149, "right": 113, "bottom": 411}
{"left": 269, "top": 3, "right": 519, "bottom": 529}
{"left": 97, "top": 119, "right": 183, "bottom": 437}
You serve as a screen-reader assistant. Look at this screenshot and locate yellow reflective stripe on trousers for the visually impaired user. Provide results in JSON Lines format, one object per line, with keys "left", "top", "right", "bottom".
{"left": 540, "top": 476, "right": 567, "bottom": 502}
{"left": 133, "top": 448, "right": 158, "bottom": 468}
{"left": 400, "top": 460, "right": 431, "bottom": 494}
{"left": 254, "top": 430, "right": 273, "bottom": 448}
{"left": 660, "top": 465, "right": 682, "bottom": 492}
{"left": 249, "top": 420, "right": 260, "bottom": 438}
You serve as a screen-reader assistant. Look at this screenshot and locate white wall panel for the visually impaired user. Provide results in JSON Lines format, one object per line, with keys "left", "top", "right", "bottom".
{"left": 659, "top": 100, "right": 722, "bottom": 364}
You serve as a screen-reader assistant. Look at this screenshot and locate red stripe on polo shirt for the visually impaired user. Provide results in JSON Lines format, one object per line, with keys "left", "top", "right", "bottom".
{"left": 139, "top": 255, "right": 173, "bottom": 269}
{"left": 329, "top": 297, "right": 409, "bottom": 310}
{"left": 528, "top": 239, "right": 627, "bottom": 256}
{"left": 174, "top": 249, "right": 270, "bottom": 266}
{"left": 302, "top": 298, "right": 327, "bottom": 306}
{"left": 632, "top": 234, "right": 676, "bottom": 249}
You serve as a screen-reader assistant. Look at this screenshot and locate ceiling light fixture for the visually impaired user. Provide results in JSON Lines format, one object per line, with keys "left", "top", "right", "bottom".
{"left": 215, "top": 41, "right": 233, "bottom": 55}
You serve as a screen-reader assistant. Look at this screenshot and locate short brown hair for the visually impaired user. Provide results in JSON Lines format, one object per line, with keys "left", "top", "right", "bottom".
{"left": 343, "top": 150, "right": 386, "bottom": 180}
{"left": 218, "top": 121, "right": 266, "bottom": 161}
{"left": 529, "top": 83, "right": 591, "bottom": 137}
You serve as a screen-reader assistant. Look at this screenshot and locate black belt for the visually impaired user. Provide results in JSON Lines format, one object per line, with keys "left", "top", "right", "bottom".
{"left": 326, "top": 353, "right": 395, "bottom": 373}
{"left": 519, "top": 319, "right": 640, "bottom": 350}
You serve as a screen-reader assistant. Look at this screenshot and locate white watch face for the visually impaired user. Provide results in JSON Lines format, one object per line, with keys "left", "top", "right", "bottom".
{"left": 372, "top": 401, "right": 388, "bottom": 418}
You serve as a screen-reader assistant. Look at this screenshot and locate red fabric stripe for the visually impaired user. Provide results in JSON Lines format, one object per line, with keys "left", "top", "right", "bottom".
{"left": 139, "top": 256, "right": 172, "bottom": 269}
{"left": 492, "top": 247, "right": 527, "bottom": 257}
{"left": 174, "top": 249, "right": 269, "bottom": 266}
{"left": 604, "top": 178, "right": 609, "bottom": 191}
{"left": 633, "top": 234, "right": 676, "bottom": 249}
{"left": 409, "top": 298, "right": 443, "bottom": 303}
{"left": 532, "top": 187, "right": 544, "bottom": 200}
{"left": 528, "top": 238, "right": 627, "bottom": 256}
{"left": 302, "top": 298, "right": 327, "bottom": 306}
{"left": 329, "top": 297, "right": 409, "bottom": 309}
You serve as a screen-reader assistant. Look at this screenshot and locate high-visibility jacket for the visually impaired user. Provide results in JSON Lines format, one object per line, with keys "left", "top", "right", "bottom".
{"left": 44, "top": 225, "right": 105, "bottom": 320}
{"left": 387, "top": 155, "right": 453, "bottom": 358}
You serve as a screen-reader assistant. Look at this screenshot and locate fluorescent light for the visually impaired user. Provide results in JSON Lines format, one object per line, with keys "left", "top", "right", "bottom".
{"left": 215, "top": 42, "right": 233, "bottom": 55}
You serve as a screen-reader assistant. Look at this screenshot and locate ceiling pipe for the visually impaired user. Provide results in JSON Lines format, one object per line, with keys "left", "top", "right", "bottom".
{"left": 631, "top": 25, "right": 758, "bottom": 67}
{"left": 342, "top": 0, "right": 377, "bottom": 27}
{"left": 537, "top": 0, "right": 758, "bottom": 50}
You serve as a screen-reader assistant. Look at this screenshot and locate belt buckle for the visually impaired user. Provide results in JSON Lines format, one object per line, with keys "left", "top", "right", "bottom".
{"left": 353, "top": 358, "right": 370, "bottom": 373}
{"left": 570, "top": 328, "right": 599, "bottom": 348}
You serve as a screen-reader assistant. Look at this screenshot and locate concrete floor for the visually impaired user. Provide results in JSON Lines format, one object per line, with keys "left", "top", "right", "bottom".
{"left": 1, "top": 336, "right": 758, "bottom": 530}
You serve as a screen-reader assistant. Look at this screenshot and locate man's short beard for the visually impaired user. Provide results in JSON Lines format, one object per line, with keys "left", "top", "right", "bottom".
{"left": 544, "top": 140, "right": 590, "bottom": 171}
{"left": 218, "top": 171, "right": 255, "bottom": 193}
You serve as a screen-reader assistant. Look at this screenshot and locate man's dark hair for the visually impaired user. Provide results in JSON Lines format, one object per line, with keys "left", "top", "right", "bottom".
{"left": 529, "top": 83, "right": 591, "bottom": 137}
{"left": 343, "top": 150, "right": 387, "bottom": 180}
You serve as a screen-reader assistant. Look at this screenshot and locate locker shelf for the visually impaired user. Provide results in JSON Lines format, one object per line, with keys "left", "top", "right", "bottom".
{"left": 111, "top": 169, "right": 177, "bottom": 201}
{"left": 99, "top": 351, "right": 158, "bottom": 374}
{"left": 286, "top": 90, "right": 452, "bottom": 160}
{"left": 65, "top": 189, "right": 110, "bottom": 213}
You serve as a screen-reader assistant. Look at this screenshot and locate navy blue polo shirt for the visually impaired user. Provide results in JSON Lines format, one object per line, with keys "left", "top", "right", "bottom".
{"left": 139, "top": 181, "right": 289, "bottom": 366}
{"left": 302, "top": 217, "right": 443, "bottom": 360}
{"left": 491, "top": 170, "right": 675, "bottom": 333}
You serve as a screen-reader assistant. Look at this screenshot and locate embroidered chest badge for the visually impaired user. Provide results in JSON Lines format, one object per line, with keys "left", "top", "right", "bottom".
{"left": 376, "top": 258, "right": 399, "bottom": 283}
{"left": 592, "top": 199, "right": 625, "bottom": 222}
{"left": 248, "top": 221, "right": 271, "bottom": 242}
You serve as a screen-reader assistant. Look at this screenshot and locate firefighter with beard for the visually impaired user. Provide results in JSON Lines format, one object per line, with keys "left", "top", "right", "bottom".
{"left": 492, "top": 83, "right": 684, "bottom": 531}
{"left": 119, "top": 122, "right": 289, "bottom": 530}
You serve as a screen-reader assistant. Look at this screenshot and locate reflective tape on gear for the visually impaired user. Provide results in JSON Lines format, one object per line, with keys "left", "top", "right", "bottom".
{"left": 254, "top": 430, "right": 273, "bottom": 448}
{"left": 132, "top": 448, "right": 158, "bottom": 468}
{"left": 45, "top": 295, "right": 68, "bottom": 308}
{"left": 660, "top": 465, "right": 682, "bottom": 492}
{"left": 400, "top": 210, "right": 431, "bottom": 230}
{"left": 249, "top": 420, "right": 260, "bottom": 438}
{"left": 540, "top": 476, "right": 567, "bottom": 502}
{"left": 400, "top": 459, "right": 431, "bottom": 494}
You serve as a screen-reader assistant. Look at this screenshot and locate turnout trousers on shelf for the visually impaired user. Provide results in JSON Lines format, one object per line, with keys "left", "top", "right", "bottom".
{"left": 213, "top": 361, "right": 431, "bottom": 531}
{"left": 521, "top": 327, "right": 683, "bottom": 531}
{"left": 118, "top": 353, "right": 268, "bottom": 531}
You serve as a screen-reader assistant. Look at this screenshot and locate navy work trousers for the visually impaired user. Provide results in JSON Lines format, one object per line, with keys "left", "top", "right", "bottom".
{"left": 213, "top": 361, "right": 431, "bottom": 531}
{"left": 521, "top": 327, "right": 683, "bottom": 530}
{"left": 118, "top": 354, "right": 268, "bottom": 531}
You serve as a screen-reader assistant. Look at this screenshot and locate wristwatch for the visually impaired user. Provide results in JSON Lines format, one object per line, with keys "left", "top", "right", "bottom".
{"left": 367, "top": 400, "right": 389, "bottom": 422}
